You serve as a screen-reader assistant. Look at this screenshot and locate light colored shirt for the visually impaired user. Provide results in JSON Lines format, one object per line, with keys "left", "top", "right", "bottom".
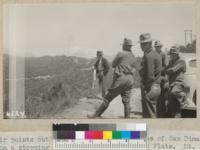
{"left": 112, "top": 51, "right": 137, "bottom": 76}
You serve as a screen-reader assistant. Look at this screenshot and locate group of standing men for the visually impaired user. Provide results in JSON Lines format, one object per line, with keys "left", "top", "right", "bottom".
{"left": 87, "top": 33, "right": 186, "bottom": 118}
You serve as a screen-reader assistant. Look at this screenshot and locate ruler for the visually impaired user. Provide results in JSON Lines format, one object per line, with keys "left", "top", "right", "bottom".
{"left": 53, "top": 139, "right": 147, "bottom": 150}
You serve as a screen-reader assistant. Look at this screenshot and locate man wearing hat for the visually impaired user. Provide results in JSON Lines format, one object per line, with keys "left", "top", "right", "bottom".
{"left": 87, "top": 38, "right": 138, "bottom": 118}
{"left": 139, "top": 33, "right": 162, "bottom": 118}
{"left": 154, "top": 40, "right": 166, "bottom": 74}
{"left": 165, "top": 46, "right": 186, "bottom": 118}
{"left": 94, "top": 51, "right": 110, "bottom": 98}
{"left": 154, "top": 40, "right": 167, "bottom": 117}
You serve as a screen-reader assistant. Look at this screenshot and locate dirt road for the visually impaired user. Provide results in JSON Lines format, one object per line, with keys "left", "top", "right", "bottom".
{"left": 51, "top": 88, "right": 142, "bottom": 119}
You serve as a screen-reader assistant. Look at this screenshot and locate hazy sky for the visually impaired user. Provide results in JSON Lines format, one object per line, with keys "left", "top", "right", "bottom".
{"left": 3, "top": 2, "right": 196, "bottom": 59}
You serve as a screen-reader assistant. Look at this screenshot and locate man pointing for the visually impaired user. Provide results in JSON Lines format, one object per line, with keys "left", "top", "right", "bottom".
{"left": 87, "top": 38, "right": 137, "bottom": 118}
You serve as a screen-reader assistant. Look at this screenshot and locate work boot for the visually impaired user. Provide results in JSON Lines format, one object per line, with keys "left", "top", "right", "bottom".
{"left": 87, "top": 102, "right": 108, "bottom": 118}
{"left": 124, "top": 103, "right": 131, "bottom": 118}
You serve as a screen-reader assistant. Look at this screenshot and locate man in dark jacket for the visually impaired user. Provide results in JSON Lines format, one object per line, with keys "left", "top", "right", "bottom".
{"left": 87, "top": 38, "right": 137, "bottom": 118}
{"left": 139, "top": 33, "right": 162, "bottom": 118}
{"left": 94, "top": 51, "right": 110, "bottom": 97}
{"left": 154, "top": 40, "right": 167, "bottom": 117}
{"left": 165, "top": 46, "right": 186, "bottom": 118}
{"left": 154, "top": 40, "right": 166, "bottom": 75}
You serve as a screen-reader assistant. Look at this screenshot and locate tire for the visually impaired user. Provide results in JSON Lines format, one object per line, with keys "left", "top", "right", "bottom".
{"left": 193, "top": 90, "right": 196, "bottom": 105}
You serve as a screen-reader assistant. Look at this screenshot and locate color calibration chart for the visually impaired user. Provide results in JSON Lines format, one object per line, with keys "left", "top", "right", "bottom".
{"left": 53, "top": 123, "right": 148, "bottom": 150}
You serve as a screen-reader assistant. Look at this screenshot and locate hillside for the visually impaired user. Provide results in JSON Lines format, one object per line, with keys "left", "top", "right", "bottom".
{"left": 3, "top": 54, "right": 141, "bottom": 118}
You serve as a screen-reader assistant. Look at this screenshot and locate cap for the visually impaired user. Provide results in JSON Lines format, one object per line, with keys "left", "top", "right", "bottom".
{"left": 121, "top": 38, "right": 133, "bottom": 46}
{"left": 169, "top": 46, "right": 180, "bottom": 55}
{"left": 154, "top": 40, "right": 163, "bottom": 47}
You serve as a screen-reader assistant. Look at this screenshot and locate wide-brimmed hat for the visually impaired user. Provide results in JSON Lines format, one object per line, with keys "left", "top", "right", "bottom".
{"left": 169, "top": 46, "right": 180, "bottom": 55}
{"left": 97, "top": 51, "right": 103, "bottom": 55}
{"left": 121, "top": 38, "right": 133, "bottom": 46}
{"left": 139, "top": 33, "right": 153, "bottom": 43}
{"left": 154, "top": 40, "right": 163, "bottom": 47}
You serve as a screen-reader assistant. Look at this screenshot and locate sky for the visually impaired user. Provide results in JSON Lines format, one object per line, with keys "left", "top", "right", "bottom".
{"left": 3, "top": 2, "right": 196, "bottom": 59}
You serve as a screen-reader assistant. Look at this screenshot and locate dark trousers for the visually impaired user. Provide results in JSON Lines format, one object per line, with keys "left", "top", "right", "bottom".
{"left": 141, "top": 83, "right": 161, "bottom": 118}
{"left": 98, "top": 75, "right": 106, "bottom": 97}
{"left": 157, "top": 80, "right": 168, "bottom": 118}
{"left": 168, "top": 83, "right": 185, "bottom": 118}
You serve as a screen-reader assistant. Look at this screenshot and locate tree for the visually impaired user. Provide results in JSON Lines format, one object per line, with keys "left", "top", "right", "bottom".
{"left": 180, "top": 40, "right": 196, "bottom": 53}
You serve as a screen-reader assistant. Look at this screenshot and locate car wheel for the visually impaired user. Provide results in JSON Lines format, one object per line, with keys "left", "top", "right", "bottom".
{"left": 193, "top": 90, "right": 196, "bottom": 105}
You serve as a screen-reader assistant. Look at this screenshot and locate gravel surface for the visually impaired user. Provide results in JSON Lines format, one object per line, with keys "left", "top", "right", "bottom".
{"left": 50, "top": 88, "right": 142, "bottom": 119}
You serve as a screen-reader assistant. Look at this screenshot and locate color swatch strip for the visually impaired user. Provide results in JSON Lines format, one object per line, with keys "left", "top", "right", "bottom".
{"left": 54, "top": 130, "right": 146, "bottom": 140}
{"left": 53, "top": 124, "right": 147, "bottom": 140}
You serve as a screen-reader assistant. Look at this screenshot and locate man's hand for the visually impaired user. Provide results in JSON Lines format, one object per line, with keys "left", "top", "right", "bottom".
{"left": 131, "top": 68, "right": 137, "bottom": 73}
{"left": 98, "top": 72, "right": 103, "bottom": 78}
{"left": 166, "top": 68, "right": 174, "bottom": 75}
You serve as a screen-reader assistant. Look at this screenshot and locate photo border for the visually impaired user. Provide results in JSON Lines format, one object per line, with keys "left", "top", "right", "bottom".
{"left": 0, "top": 0, "right": 199, "bottom": 132}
